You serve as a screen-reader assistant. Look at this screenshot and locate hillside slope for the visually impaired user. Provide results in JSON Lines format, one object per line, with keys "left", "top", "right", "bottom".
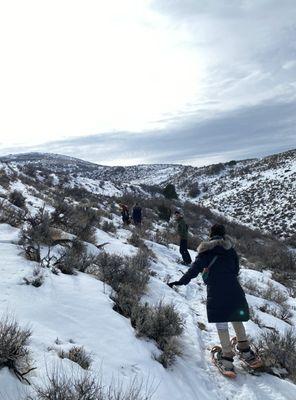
{"left": 0, "top": 221, "right": 296, "bottom": 400}
{"left": 1, "top": 149, "right": 295, "bottom": 238}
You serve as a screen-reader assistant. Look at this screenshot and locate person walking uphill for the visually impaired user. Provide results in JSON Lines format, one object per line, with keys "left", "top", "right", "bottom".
{"left": 168, "top": 224, "right": 261, "bottom": 376}
{"left": 175, "top": 210, "right": 192, "bottom": 265}
{"left": 132, "top": 203, "right": 142, "bottom": 226}
{"left": 119, "top": 203, "right": 130, "bottom": 226}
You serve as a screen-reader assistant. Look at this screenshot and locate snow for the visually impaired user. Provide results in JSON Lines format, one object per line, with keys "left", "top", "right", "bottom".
{"left": 1, "top": 221, "right": 295, "bottom": 400}
{"left": 0, "top": 148, "right": 295, "bottom": 399}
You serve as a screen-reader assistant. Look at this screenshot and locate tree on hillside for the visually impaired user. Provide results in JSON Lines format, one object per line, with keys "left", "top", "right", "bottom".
{"left": 163, "top": 183, "right": 178, "bottom": 200}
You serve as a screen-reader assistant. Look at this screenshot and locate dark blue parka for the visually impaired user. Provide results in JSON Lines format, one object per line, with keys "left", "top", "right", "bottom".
{"left": 178, "top": 235, "right": 249, "bottom": 323}
{"left": 132, "top": 206, "right": 142, "bottom": 223}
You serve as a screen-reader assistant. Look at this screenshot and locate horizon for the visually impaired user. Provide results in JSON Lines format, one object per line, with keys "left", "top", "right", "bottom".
{"left": 1, "top": 146, "right": 295, "bottom": 169}
{"left": 0, "top": 1, "right": 295, "bottom": 165}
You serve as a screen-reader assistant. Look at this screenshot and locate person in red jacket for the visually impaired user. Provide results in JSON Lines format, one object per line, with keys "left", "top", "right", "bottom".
{"left": 119, "top": 203, "right": 130, "bottom": 225}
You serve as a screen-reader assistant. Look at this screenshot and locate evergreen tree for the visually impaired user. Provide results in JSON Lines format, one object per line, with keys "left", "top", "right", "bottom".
{"left": 163, "top": 184, "right": 178, "bottom": 200}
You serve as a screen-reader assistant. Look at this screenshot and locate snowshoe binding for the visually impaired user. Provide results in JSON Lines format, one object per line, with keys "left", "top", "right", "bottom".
{"left": 211, "top": 345, "right": 236, "bottom": 379}
{"left": 231, "top": 337, "right": 263, "bottom": 370}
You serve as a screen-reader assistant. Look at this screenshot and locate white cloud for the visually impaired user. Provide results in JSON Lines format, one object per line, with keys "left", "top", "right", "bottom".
{"left": 283, "top": 60, "right": 296, "bottom": 70}
{"left": 0, "top": 0, "right": 295, "bottom": 163}
{"left": 0, "top": 0, "right": 202, "bottom": 146}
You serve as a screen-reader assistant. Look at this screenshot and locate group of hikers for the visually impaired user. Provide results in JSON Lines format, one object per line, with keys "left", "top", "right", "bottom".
{"left": 119, "top": 203, "right": 142, "bottom": 226}
{"left": 118, "top": 203, "right": 261, "bottom": 375}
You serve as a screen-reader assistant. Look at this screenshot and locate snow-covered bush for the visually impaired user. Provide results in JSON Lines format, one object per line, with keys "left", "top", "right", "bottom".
{"left": 9, "top": 190, "right": 26, "bottom": 208}
{"left": 249, "top": 306, "right": 263, "bottom": 327}
{"left": 256, "top": 328, "right": 296, "bottom": 382}
{"left": 242, "top": 278, "right": 258, "bottom": 296}
{"left": 132, "top": 302, "right": 184, "bottom": 368}
{"left": 23, "top": 266, "right": 45, "bottom": 288}
{"left": 58, "top": 346, "right": 93, "bottom": 370}
{"left": 0, "top": 316, "right": 34, "bottom": 383}
{"left": 261, "top": 281, "right": 289, "bottom": 306}
{"left": 259, "top": 303, "right": 293, "bottom": 325}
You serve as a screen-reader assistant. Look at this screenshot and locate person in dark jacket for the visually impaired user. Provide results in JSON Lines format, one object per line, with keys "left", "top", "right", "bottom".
{"left": 168, "top": 224, "right": 255, "bottom": 372}
{"left": 132, "top": 203, "right": 142, "bottom": 226}
{"left": 119, "top": 203, "right": 130, "bottom": 225}
{"left": 175, "top": 210, "right": 192, "bottom": 265}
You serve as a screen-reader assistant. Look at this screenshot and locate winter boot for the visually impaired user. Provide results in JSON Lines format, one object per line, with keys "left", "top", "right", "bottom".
{"left": 231, "top": 337, "right": 263, "bottom": 369}
{"left": 211, "top": 346, "right": 236, "bottom": 378}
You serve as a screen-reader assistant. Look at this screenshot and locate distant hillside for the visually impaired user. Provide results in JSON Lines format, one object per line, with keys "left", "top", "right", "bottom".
{"left": 0, "top": 148, "right": 295, "bottom": 238}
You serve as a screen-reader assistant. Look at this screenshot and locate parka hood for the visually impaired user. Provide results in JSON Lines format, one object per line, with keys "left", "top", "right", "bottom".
{"left": 197, "top": 235, "right": 234, "bottom": 254}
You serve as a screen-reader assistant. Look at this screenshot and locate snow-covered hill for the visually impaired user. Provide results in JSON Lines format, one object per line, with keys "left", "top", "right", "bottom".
{"left": 0, "top": 152, "right": 296, "bottom": 399}
{"left": 0, "top": 222, "right": 296, "bottom": 400}
{"left": 1, "top": 149, "right": 295, "bottom": 238}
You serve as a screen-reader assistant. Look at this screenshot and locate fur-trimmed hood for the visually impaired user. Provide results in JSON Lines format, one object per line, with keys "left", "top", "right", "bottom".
{"left": 197, "top": 235, "right": 234, "bottom": 254}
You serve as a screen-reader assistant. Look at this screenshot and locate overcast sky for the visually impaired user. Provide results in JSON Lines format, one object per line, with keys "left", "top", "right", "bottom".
{"left": 0, "top": 0, "right": 295, "bottom": 166}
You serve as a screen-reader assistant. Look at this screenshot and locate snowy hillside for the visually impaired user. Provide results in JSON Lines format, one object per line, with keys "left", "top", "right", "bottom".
{"left": 0, "top": 155, "right": 296, "bottom": 399}
{"left": 0, "top": 224, "right": 296, "bottom": 399}
{"left": 1, "top": 149, "right": 295, "bottom": 238}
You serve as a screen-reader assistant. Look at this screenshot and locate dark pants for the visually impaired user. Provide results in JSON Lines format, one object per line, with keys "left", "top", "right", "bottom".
{"left": 133, "top": 218, "right": 142, "bottom": 226}
{"left": 180, "top": 239, "right": 192, "bottom": 264}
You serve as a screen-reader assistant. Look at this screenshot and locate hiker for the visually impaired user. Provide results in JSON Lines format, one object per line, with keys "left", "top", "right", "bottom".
{"left": 168, "top": 224, "right": 258, "bottom": 374}
{"left": 175, "top": 210, "right": 192, "bottom": 265}
{"left": 119, "top": 203, "right": 130, "bottom": 225}
{"left": 132, "top": 203, "right": 142, "bottom": 226}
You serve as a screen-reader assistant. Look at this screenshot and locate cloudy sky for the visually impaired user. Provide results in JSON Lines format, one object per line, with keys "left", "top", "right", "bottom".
{"left": 0, "top": 0, "right": 295, "bottom": 166}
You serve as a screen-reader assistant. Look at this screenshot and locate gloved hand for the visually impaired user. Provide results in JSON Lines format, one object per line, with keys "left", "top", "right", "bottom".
{"left": 167, "top": 281, "right": 180, "bottom": 288}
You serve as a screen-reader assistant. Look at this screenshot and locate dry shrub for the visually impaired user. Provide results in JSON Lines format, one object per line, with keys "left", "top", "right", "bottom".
{"left": 58, "top": 346, "right": 93, "bottom": 370}
{"left": 128, "top": 231, "right": 145, "bottom": 248}
{"left": 9, "top": 190, "right": 26, "bottom": 208}
{"left": 0, "top": 316, "right": 34, "bottom": 383}
{"left": 261, "top": 281, "right": 289, "bottom": 305}
{"left": 93, "top": 251, "right": 150, "bottom": 297}
{"left": 23, "top": 266, "right": 45, "bottom": 288}
{"left": 132, "top": 302, "right": 184, "bottom": 367}
{"left": 56, "top": 240, "right": 96, "bottom": 275}
{"left": 256, "top": 328, "right": 296, "bottom": 382}
{"left": 101, "top": 220, "right": 117, "bottom": 234}
{"left": 249, "top": 306, "right": 263, "bottom": 327}
{"left": 0, "top": 199, "right": 26, "bottom": 227}
{"left": 20, "top": 207, "right": 53, "bottom": 262}
{"left": 259, "top": 303, "right": 293, "bottom": 325}
{"left": 52, "top": 199, "right": 97, "bottom": 243}
{"left": 242, "top": 279, "right": 259, "bottom": 297}
{"left": 27, "top": 368, "right": 155, "bottom": 400}
{"left": 0, "top": 170, "right": 10, "bottom": 189}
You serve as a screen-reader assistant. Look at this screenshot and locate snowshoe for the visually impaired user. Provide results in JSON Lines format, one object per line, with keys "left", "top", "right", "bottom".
{"left": 231, "top": 337, "right": 263, "bottom": 370}
{"left": 211, "top": 345, "right": 237, "bottom": 379}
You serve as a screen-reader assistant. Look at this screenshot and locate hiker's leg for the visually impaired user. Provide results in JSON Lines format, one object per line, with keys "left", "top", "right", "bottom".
{"left": 216, "top": 322, "right": 233, "bottom": 357}
{"left": 183, "top": 239, "right": 192, "bottom": 263}
{"left": 179, "top": 239, "right": 186, "bottom": 260}
{"left": 180, "top": 239, "right": 192, "bottom": 264}
{"left": 231, "top": 321, "right": 249, "bottom": 350}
